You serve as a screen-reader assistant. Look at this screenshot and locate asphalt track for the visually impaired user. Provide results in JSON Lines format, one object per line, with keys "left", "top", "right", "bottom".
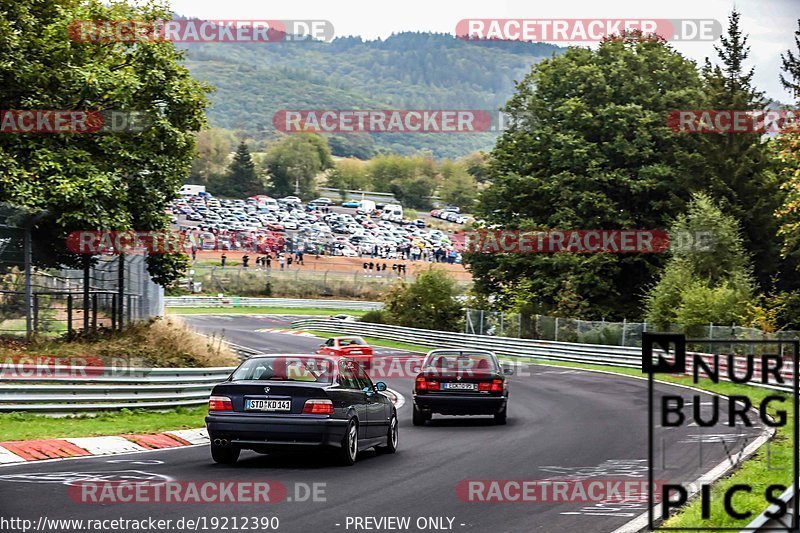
{"left": 0, "top": 315, "right": 767, "bottom": 533}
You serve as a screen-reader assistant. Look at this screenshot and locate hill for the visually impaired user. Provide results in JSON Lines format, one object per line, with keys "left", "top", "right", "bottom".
{"left": 182, "top": 32, "right": 564, "bottom": 158}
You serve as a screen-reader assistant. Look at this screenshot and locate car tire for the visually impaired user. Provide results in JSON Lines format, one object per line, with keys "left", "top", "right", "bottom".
{"left": 494, "top": 406, "right": 507, "bottom": 425}
{"left": 412, "top": 405, "right": 428, "bottom": 426}
{"left": 376, "top": 414, "right": 398, "bottom": 454}
{"left": 210, "top": 444, "right": 240, "bottom": 465}
{"left": 336, "top": 419, "right": 359, "bottom": 466}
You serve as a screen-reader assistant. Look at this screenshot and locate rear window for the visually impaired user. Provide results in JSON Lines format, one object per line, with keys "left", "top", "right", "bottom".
{"left": 339, "top": 337, "right": 367, "bottom": 346}
{"left": 422, "top": 352, "right": 498, "bottom": 373}
{"left": 231, "top": 357, "right": 334, "bottom": 383}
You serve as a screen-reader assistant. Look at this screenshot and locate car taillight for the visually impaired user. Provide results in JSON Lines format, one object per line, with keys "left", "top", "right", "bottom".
{"left": 479, "top": 380, "right": 504, "bottom": 392}
{"left": 415, "top": 376, "right": 439, "bottom": 392}
{"left": 208, "top": 395, "right": 233, "bottom": 411}
{"left": 303, "top": 399, "right": 334, "bottom": 415}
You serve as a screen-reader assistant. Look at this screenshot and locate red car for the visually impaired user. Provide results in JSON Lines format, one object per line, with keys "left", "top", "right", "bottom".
{"left": 316, "top": 336, "right": 374, "bottom": 370}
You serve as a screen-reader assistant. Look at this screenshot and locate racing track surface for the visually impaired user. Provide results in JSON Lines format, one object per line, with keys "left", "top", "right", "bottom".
{"left": 0, "top": 315, "right": 767, "bottom": 533}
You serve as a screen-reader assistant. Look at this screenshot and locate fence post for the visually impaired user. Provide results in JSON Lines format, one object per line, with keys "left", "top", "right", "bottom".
{"left": 111, "top": 294, "right": 117, "bottom": 330}
{"left": 554, "top": 317, "right": 559, "bottom": 342}
{"left": 32, "top": 294, "right": 38, "bottom": 333}
{"left": 92, "top": 294, "right": 98, "bottom": 332}
{"left": 117, "top": 255, "right": 125, "bottom": 330}
{"left": 621, "top": 318, "right": 627, "bottom": 346}
{"left": 479, "top": 309, "right": 484, "bottom": 335}
{"left": 67, "top": 294, "right": 73, "bottom": 336}
{"left": 709, "top": 322, "right": 714, "bottom": 354}
{"left": 83, "top": 256, "right": 90, "bottom": 332}
{"left": 24, "top": 226, "right": 32, "bottom": 340}
{"left": 500, "top": 312, "right": 504, "bottom": 337}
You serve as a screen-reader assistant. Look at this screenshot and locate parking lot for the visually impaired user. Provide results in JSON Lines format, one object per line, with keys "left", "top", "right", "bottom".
{"left": 169, "top": 193, "right": 469, "bottom": 264}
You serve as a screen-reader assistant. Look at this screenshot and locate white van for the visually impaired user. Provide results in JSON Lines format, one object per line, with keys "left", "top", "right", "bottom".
{"left": 382, "top": 204, "right": 404, "bottom": 223}
{"left": 356, "top": 200, "right": 376, "bottom": 215}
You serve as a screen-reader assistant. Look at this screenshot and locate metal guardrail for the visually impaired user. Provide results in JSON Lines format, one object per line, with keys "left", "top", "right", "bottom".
{"left": 0, "top": 366, "right": 237, "bottom": 412}
{"left": 165, "top": 296, "right": 383, "bottom": 311}
{"left": 291, "top": 319, "right": 796, "bottom": 532}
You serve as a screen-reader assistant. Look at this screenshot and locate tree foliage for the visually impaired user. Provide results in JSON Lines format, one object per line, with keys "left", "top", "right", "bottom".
{"left": 208, "top": 141, "right": 266, "bottom": 198}
{"left": 380, "top": 268, "right": 463, "bottom": 332}
{"left": 261, "top": 134, "right": 334, "bottom": 198}
{"left": 465, "top": 34, "right": 710, "bottom": 319}
{"left": 699, "top": 9, "right": 784, "bottom": 289}
{"left": 645, "top": 194, "right": 754, "bottom": 330}
{"left": 0, "top": 0, "right": 210, "bottom": 284}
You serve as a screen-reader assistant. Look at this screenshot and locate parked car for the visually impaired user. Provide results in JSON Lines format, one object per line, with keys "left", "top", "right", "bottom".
{"left": 342, "top": 200, "right": 361, "bottom": 208}
{"left": 206, "top": 355, "right": 397, "bottom": 465}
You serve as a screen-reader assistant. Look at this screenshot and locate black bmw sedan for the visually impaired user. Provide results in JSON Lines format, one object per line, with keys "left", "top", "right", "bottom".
{"left": 206, "top": 354, "right": 398, "bottom": 466}
{"left": 412, "top": 349, "right": 512, "bottom": 426}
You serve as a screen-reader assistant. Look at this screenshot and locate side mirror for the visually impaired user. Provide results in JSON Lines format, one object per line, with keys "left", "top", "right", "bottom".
{"left": 502, "top": 364, "right": 515, "bottom": 376}
{"left": 375, "top": 382, "right": 387, "bottom": 392}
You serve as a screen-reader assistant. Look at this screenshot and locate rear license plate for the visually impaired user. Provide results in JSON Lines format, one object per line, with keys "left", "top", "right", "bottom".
{"left": 443, "top": 382, "right": 477, "bottom": 390}
{"left": 246, "top": 399, "right": 291, "bottom": 411}
{"left": 349, "top": 350, "right": 363, "bottom": 354}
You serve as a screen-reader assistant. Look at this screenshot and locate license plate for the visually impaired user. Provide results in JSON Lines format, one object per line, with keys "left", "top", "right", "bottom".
{"left": 349, "top": 350, "right": 363, "bottom": 354}
{"left": 443, "top": 382, "right": 477, "bottom": 390}
{"left": 246, "top": 399, "right": 291, "bottom": 411}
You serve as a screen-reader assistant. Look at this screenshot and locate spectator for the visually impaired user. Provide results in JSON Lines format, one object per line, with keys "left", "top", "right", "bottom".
{"left": 255, "top": 256, "right": 262, "bottom": 267}
{"left": 220, "top": 253, "right": 227, "bottom": 268}
{"left": 363, "top": 261, "right": 368, "bottom": 275}
{"left": 265, "top": 255, "right": 271, "bottom": 268}
{"left": 242, "top": 255, "right": 249, "bottom": 268}
{"left": 279, "top": 254, "right": 285, "bottom": 270}
{"left": 287, "top": 255, "right": 293, "bottom": 268}
{"left": 382, "top": 263, "right": 387, "bottom": 272}
{"left": 191, "top": 245, "right": 197, "bottom": 261}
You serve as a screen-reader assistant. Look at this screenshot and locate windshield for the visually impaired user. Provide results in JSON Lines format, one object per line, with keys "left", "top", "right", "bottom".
{"left": 230, "top": 356, "right": 334, "bottom": 383}
{"left": 422, "top": 351, "right": 499, "bottom": 373}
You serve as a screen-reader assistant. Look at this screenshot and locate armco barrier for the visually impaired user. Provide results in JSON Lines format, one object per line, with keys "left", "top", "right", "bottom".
{"left": 290, "top": 319, "right": 797, "bottom": 392}
{"left": 165, "top": 296, "right": 382, "bottom": 311}
{"left": 291, "top": 319, "right": 796, "bottom": 532}
{"left": 0, "top": 366, "right": 236, "bottom": 413}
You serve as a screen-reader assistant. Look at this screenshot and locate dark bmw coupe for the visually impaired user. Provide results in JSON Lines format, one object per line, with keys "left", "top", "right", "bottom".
{"left": 206, "top": 354, "right": 397, "bottom": 465}
{"left": 412, "top": 349, "right": 512, "bottom": 425}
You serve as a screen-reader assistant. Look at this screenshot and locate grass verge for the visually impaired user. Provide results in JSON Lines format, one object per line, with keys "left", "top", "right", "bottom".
{"left": 0, "top": 407, "right": 208, "bottom": 442}
{"left": 166, "top": 307, "right": 369, "bottom": 316}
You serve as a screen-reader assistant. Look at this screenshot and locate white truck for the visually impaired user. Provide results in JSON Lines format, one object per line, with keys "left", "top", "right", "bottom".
{"left": 179, "top": 184, "right": 206, "bottom": 196}
{"left": 381, "top": 204, "right": 404, "bottom": 223}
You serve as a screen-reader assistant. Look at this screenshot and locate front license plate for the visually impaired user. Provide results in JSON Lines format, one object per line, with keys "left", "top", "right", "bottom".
{"left": 246, "top": 399, "right": 291, "bottom": 411}
{"left": 443, "top": 382, "right": 477, "bottom": 390}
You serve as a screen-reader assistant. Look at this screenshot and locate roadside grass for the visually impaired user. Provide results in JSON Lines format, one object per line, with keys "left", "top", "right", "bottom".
{"left": 300, "top": 329, "right": 431, "bottom": 353}
{"left": 166, "top": 307, "right": 369, "bottom": 317}
{"left": 524, "top": 359, "right": 794, "bottom": 529}
{"left": 0, "top": 406, "right": 208, "bottom": 442}
{"left": 0, "top": 317, "right": 238, "bottom": 369}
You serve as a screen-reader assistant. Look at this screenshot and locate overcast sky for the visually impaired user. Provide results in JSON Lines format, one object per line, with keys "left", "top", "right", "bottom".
{"left": 168, "top": 0, "right": 799, "bottom": 103}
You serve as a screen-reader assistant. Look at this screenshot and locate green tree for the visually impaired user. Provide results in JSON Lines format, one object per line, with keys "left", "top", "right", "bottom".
{"left": 382, "top": 268, "right": 463, "bottom": 331}
{"left": 189, "top": 128, "right": 235, "bottom": 185}
{"left": 208, "top": 141, "right": 265, "bottom": 197}
{"left": 645, "top": 194, "right": 754, "bottom": 331}
{"left": 0, "top": 0, "right": 210, "bottom": 285}
{"left": 327, "top": 159, "right": 371, "bottom": 192}
{"left": 780, "top": 19, "right": 800, "bottom": 100}
{"left": 439, "top": 162, "right": 477, "bottom": 210}
{"left": 262, "top": 134, "right": 333, "bottom": 198}
{"left": 700, "top": 9, "right": 783, "bottom": 289}
{"left": 465, "top": 34, "right": 709, "bottom": 319}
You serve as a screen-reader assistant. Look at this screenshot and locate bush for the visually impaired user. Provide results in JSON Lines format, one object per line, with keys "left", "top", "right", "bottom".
{"left": 359, "top": 310, "right": 387, "bottom": 324}
{"left": 382, "top": 267, "right": 463, "bottom": 331}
